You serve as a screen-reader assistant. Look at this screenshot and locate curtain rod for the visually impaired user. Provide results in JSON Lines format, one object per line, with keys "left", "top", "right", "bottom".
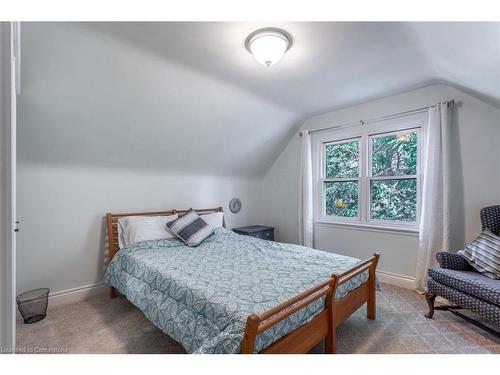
{"left": 300, "top": 100, "right": 455, "bottom": 136}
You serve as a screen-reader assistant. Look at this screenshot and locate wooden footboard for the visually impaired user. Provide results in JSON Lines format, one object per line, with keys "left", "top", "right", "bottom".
{"left": 240, "top": 252, "right": 380, "bottom": 354}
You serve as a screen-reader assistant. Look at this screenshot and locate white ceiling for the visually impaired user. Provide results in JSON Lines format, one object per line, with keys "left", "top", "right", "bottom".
{"left": 88, "top": 22, "right": 500, "bottom": 113}
{"left": 19, "top": 22, "right": 500, "bottom": 177}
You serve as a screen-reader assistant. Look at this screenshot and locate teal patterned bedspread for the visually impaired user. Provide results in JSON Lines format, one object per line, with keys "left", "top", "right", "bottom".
{"left": 104, "top": 228, "right": 368, "bottom": 353}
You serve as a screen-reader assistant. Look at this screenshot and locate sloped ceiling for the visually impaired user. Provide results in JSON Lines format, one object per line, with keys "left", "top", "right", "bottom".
{"left": 19, "top": 22, "right": 500, "bottom": 176}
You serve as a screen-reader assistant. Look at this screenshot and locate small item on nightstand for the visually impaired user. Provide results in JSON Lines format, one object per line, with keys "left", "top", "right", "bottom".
{"left": 233, "top": 225, "right": 275, "bottom": 241}
{"left": 16, "top": 288, "right": 50, "bottom": 324}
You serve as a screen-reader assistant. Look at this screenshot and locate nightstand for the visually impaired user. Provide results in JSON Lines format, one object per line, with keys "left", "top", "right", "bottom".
{"left": 233, "top": 225, "right": 275, "bottom": 241}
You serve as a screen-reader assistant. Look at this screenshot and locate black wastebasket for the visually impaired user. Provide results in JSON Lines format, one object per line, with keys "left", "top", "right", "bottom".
{"left": 16, "top": 288, "right": 50, "bottom": 324}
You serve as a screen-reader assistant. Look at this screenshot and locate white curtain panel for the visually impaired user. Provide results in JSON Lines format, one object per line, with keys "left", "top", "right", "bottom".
{"left": 299, "top": 130, "right": 314, "bottom": 248}
{"left": 415, "top": 102, "right": 452, "bottom": 291}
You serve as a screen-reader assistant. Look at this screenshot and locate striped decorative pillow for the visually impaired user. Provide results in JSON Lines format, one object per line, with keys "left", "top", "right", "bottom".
{"left": 458, "top": 229, "right": 500, "bottom": 279}
{"left": 166, "top": 209, "right": 214, "bottom": 247}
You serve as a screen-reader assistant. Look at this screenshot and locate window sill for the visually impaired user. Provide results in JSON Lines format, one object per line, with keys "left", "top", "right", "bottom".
{"left": 314, "top": 220, "right": 419, "bottom": 237}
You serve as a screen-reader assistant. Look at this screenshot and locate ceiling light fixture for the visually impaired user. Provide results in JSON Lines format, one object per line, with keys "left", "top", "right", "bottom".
{"left": 245, "top": 28, "right": 293, "bottom": 68}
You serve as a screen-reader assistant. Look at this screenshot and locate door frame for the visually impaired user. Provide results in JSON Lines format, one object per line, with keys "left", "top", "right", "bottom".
{"left": 0, "top": 21, "right": 17, "bottom": 353}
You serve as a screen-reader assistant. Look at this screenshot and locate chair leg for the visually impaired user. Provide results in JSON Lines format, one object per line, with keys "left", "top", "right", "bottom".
{"left": 424, "top": 292, "right": 436, "bottom": 319}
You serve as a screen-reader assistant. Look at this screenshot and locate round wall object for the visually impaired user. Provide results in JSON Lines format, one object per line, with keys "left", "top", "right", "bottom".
{"left": 229, "top": 198, "right": 242, "bottom": 213}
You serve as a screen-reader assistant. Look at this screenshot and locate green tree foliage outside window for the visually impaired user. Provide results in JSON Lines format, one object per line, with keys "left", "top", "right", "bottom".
{"left": 372, "top": 132, "right": 417, "bottom": 176}
{"left": 325, "top": 181, "right": 358, "bottom": 217}
{"left": 324, "top": 140, "right": 359, "bottom": 218}
{"left": 325, "top": 141, "right": 359, "bottom": 178}
{"left": 370, "top": 179, "right": 417, "bottom": 222}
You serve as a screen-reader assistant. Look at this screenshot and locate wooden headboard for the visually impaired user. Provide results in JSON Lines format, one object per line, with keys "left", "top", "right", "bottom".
{"left": 106, "top": 207, "right": 223, "bottom": 261}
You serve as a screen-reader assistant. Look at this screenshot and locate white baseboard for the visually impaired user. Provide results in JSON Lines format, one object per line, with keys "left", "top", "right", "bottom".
{"left": 376, "top": 270, "right": 415, "bottom": 290}
{"left": 48, "top": 282, "right": 108, "bottom": 307}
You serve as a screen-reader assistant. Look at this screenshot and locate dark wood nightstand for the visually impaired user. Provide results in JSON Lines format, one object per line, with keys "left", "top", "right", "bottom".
{"left": 233, "top": 225, "right": 275, "bottom": 241}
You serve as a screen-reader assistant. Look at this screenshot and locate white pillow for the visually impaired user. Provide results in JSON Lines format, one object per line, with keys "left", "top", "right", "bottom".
{"left": 117, "top": 214, "right": 179, "bottom": 248}
{"left": 201, "top": 212, "right": 224, "bottom": 229}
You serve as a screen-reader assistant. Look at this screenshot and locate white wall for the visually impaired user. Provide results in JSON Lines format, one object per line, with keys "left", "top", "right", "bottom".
{"left": 17, "top": 164, "right": 260, "bottom": 294}
{"left": 260, "top": 83, "right": 500, "bottom": 280}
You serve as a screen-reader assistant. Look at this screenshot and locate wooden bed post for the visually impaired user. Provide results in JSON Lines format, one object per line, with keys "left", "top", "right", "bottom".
{"left": 106, "top": 212, "right": 118, "bottom": 299}
{"left": 367, "top": 252, "right": 380, "bottom": 320}
{"left": 325, "top": 275, "right": 339, "bottom": 354}
{"left": 240, "top": 314, "right": 259, "bottom": 354}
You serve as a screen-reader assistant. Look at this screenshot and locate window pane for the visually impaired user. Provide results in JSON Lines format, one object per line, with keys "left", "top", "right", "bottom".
{"left": 325, "top": 140, "right": 359, "bottom": 178}
{"left": 370, "top": 179, "right": 417, "bottom": 222}
{"left": 371, "top": 131, "right": 417, "bottom": 176}
{"left": 325, "top": 181, "right": 358, "bottom": 218}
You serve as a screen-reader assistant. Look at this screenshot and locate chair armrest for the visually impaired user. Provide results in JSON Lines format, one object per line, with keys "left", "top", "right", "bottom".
{"left": 435, "top": 251, "right": 474, "bottom": 271}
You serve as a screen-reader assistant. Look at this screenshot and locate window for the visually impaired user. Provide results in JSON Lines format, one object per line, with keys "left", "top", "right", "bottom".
{"left": 315, "top": 116, "right": 424, "bottom": 230}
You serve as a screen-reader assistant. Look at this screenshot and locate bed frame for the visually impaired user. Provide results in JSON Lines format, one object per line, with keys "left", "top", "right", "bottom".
{"left": 106, "top": 207, "right": 380, "bottom": 354}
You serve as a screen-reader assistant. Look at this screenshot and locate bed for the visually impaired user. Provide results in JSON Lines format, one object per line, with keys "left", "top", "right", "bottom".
{"left": 104, "top": 207, "right": 380, "bottom": 354}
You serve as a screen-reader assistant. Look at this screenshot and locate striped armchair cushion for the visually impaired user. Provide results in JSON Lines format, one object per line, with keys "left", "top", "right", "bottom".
{"left": 166, "top": 209, "right": 214, "bottom": 247}
{"left": 458, "top": 229, "right": 500, "bottom": 279}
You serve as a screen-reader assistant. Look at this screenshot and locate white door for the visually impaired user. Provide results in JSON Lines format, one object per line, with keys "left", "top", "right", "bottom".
{"left": 0, "top": 21, "right": 17, "bottom": 352}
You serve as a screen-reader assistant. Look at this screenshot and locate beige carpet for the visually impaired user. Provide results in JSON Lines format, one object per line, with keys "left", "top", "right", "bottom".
{"left": 16, "top": 283, "right": 500, "bottom": 354}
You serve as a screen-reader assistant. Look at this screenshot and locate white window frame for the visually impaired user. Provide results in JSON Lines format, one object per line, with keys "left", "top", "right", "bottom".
{"left": 313, "top": 113, "right": 427, "bottom": 233}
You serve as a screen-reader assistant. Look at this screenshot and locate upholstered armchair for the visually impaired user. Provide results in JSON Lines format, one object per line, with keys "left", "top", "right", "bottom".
{"left": 425, "top": 205, "right": 500, "bottom": 334}
{"left": 480, "top": 205, "right": 500, "bottom": 236}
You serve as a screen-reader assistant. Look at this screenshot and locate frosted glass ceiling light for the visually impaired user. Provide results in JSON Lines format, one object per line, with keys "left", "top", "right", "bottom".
{"left": 245, "top": 28, "right": 293, "bottom": 67}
